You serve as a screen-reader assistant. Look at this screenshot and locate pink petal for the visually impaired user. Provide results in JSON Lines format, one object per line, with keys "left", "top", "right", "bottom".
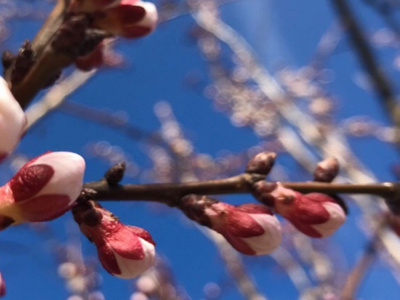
{"left": 9, "top": 164, "right": 54, "bottom": 202}
{"left": 224, "top": 210, "right": 265, "bottom": 238}
{"left": 107, "top": 226, "right": 145, "bottom": 260}
{"left": 0, "top": 272, "right": 5, "bottom": 297}
{"left": 0, "top": 77, "right": 25, "bottom": 159}
{"left": 98, "top": 243, "right": 122, "bottom": 275}
{"left": 293, "top": 196, "right": 330, "bottom": 224}
{"left": 236, "top": 203, "right": 273, "bottom": 215}
{"left": 289, "top": 218, "right": 322, "bottom": 238}
{"left": 223, "top": 232, "right": 256, "bottom": 255}
{"left": 16, "top": 194, "right": 71, "bottom": 222}
{"left": 126, "top": 225, "right": 156, "bottom": 245}
{"left": 26, "top": 152, "right": 85, "bottom": 204}
{"left": 94, "top": 1, "right": 157, "bottom": 38}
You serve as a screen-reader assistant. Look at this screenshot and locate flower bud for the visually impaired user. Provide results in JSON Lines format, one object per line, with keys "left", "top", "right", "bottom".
{"left": 246, "top": 152, "right": 276, "bottom": 175}
{"left": 73, "top": 201, "right": 156, "bottom": 279}
{"left": 180, "top": 195, "right": 282, "bottom": 255}
{"left": 269, "top": 183, "right": 346, "bottom": 238}
{"left": 313, "top": 157, "right": 339, "bottom": 182}
{"left": 0, "top": 152, "right": 85, "bottom": 226}
{"left": 93, "top": 0, "right": 158, "bottom": 39}
{"left": 252, "top": 181, "right": 278, "bottom": 207}
{"left": 0, "top": 77, "right": 26, "bottom": 162}
{"left": 0, "top": 272, "right": 5, "bottom": 297}
{"left": 68, "top": 0, "right": 121, "bottom": 13}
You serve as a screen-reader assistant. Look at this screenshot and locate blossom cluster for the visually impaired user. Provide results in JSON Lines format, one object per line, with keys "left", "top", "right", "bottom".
{"left": 179, "top": 154, "right": 346, "bottom": 256}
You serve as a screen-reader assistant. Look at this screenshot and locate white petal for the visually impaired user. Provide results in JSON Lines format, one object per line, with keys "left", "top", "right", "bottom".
{"left": 0, "top": 77, "right": 25, "bottom": 157}
{"left": 136, "top": 2, "right": 158, "bottom": 31}
{"left": 242, "top": 213, "right": 282, "bottom": 255}
{"left": 312, "top": 202, "right": 346, "bottom": 237}
{"left": 114, "top": 238, "right": 155, "bottom": 279}
{"left": 28, "top": 152, "right": 85, "bottom": 204}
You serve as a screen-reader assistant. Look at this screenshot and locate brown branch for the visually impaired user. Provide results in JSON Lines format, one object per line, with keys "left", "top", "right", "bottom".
{"left": 9, "top": 0, "right": 71, "bottom": 109}
{"left": 11, "top": 50, "right": 72, "bottom": 109}
{"left": 31, "top": 0, "right": 66, "bottom": 57}
{"left": 85, "top": 173, "right": 266, "bottom": 205}
{"left": 84, "top": 172, "right": 398, "bottom": 205}
{"left": 331, "top": 0, "right": 400, "bottom": 147}
{"left": 341, "top": 222, "right": 383, "bottom": 300}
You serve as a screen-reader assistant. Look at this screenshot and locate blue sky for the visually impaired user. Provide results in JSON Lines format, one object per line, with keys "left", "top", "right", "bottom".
{"left": 1, "top": 0, "right": 400, "bottom": 299}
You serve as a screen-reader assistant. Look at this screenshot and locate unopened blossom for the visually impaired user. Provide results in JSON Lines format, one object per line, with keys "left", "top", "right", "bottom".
{"left": 73, "top": 201, "right": 156, "bottom": 279}
{"left": 93, "top": 0, "right": 158, "bottom": 39}
{"left": 246, "top": 151, "right": 276, "bottom": 175}
{"left": 0, "top": 272, "right": 5, "bottom": 297}
{"left": 264, "top": 183, "right": 346, "bottom": 238}
{"left": 180, "top": 195, "right": 282, "bottom": 255}
{"left": 0, "top": 77, "right": 26, "bottom": 162}
{"left": 313, "top": 157, "right": 339, "bottom": 183}
{"left": 0, "top": 152, "right": 85, "bottom": 229}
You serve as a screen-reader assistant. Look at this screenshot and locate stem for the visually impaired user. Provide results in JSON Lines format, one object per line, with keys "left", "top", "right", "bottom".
{"left": 84, "top": 173, "right": 398, "bottom": 204}
{"left": 11, "top": 50, "right": 73, "bottom": 109}
{"left": 31, "top": 0, "right": 66, "bottom": 57}
{"left": 331, "top": 0, "right": 400, "bottom": 148}
{"left": 341, "top": 222, "right": 383, "bottom": 300}
{"left": 85, "top": 173, "right": 266, "bottom": 205}
{"left": 10, "top": 0, "right": 70, "bottom": 108}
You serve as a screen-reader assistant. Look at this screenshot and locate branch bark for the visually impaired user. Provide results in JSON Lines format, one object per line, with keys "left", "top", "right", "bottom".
{"left": 84, "top": 172, "right": 398, "bottom": 205}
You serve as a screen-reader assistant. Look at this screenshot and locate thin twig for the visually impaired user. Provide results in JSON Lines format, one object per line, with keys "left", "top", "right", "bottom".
{"left": 341, "top": 222, "right": 383, "bottom": 300}
{"left": 84, "top": 173, "right": 398, "bottom": 204}
{"left": 331, "top": 0, "right": 400, "bottom": 147}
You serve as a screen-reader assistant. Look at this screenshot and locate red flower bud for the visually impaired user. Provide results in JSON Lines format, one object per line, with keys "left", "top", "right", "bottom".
{"left": 269, "top": 183, "right": 346, "bottom": 238}
{"left": 180, "top": 195, "right": 281, "bottom": 255}
{"left": 0, "top": 272, "right": 5, "bottom": 297}
{"left": 0, "top": 152, "right": 85, "bottom": 227}
{"left": 246, "top": 151, "right": 276, "bottom": 175}
{"left": 73, "top": 201, "right": 156, "bottom": 279}
{"left": 0, "top": 77, "right": 26, "bottom": 162}
{"left": 93, "top": 0, "right": 158, "bottom": 39}
{"left": 313, "top": 157, "right": 339, "bottom": 182}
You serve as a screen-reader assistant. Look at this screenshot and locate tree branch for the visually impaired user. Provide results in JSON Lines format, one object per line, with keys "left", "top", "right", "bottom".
{"left": 84, "top": 172, "right": 398, "bottom": 205}
{"left": 331, "top": 0, "right": 400, "bottom": 148}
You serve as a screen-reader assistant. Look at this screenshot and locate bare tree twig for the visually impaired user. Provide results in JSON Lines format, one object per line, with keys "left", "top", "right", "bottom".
{"left": 85, "top": 172, "right": 398, "bottom": 204}
{"left": 341, "top": 222, "right": 383, "bottom": 300}
{"left": 331, "top": 0, "right": 400, "bottom": 147}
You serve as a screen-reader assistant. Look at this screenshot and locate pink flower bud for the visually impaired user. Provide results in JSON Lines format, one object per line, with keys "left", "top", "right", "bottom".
{"left": 246, "top": 152, "right": 276, "bottom": 175}
{"left": 180, "top": 195, "right": 282, "bottom": 255}
{"left": 270, "top": 184, "right": 346, "bottom": 238}
{"left": 93, "top": 0, "right": 158, "bottom": 39}
{"left": 0, "top": 77, "right": 26, "bottom": 162}
{"left": 313, "top": 157, "right": 339, "bottom": 182}
{"left": 73, "top": 201, "right": 156, "bottom": 279}
{"left": 0, "top": 152, "right": 85, "bottom": 226}
{"left": 0, "top": 272, "right": 5, "bottom": 297}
